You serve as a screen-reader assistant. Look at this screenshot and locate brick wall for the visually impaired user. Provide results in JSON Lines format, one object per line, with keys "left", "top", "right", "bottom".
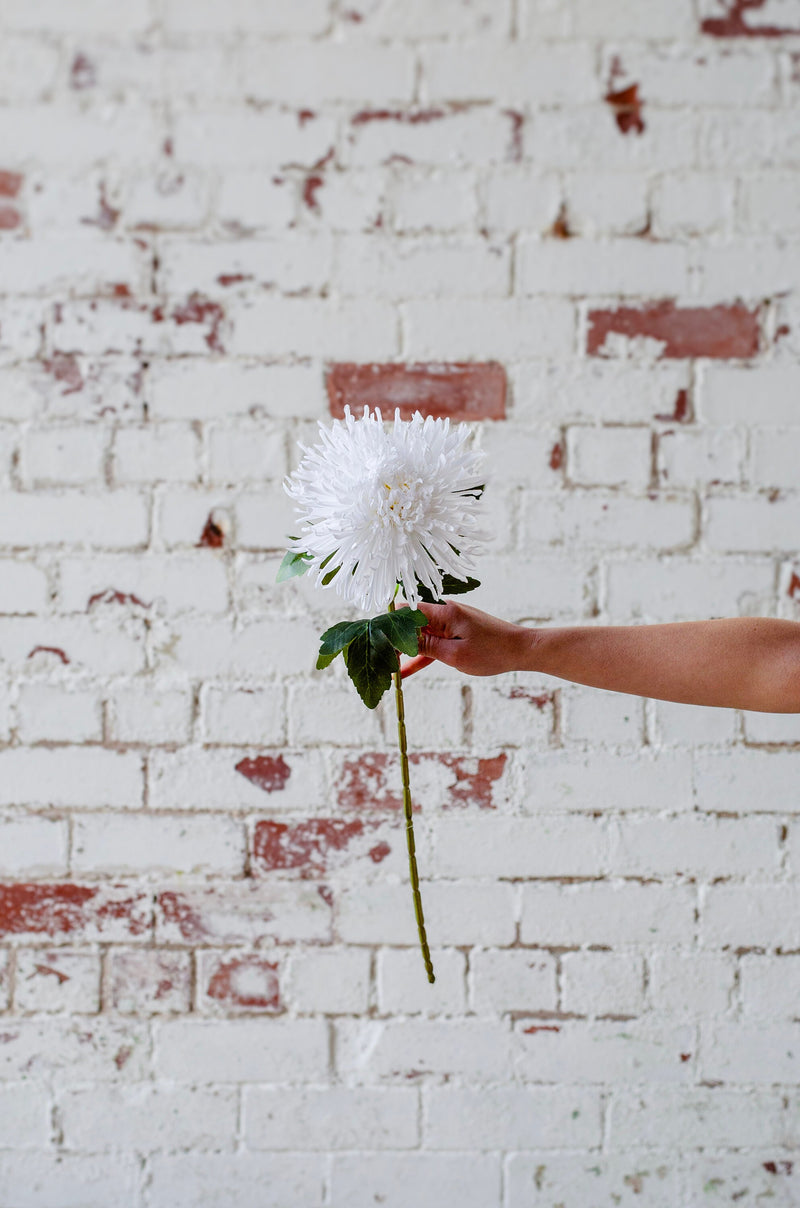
{"left": 1, "top": 1, "right": 800, "bottom": 1204}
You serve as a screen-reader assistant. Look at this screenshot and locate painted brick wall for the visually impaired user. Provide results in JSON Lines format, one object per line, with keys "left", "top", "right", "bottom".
{"left": 1, "top": 1, "right": 800, "bottom": 1205}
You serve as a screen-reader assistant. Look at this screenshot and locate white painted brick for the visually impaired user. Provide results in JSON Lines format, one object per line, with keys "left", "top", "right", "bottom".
{"left": 470, "top": 678, "right": 555, "bottom": 747}
{"left": 125, "top": 168, "right": 209, "bottom": 230}
{"left": 206, "top": 421, "right": 286, "bottom": 484}
{"left": 0, "top": 1154, "right": 140, "bottom": 1208}
{"left": 155, "top": 617, "right": 324, "bottom": 679}
{"left": 377, "top": 947, "right": 466, "bottom": 1014}
{"left": 22, "top": 425, "right": 106, "bottom": 487}
{"left": 616, "top": 48, "right": 777, "bottom": 107}
{"left": 335, "top": 880, "right": 516, "bottom": 947}
{"left": 149, "top": 360, "right": 322, "bottom": 420}
{"left": 654, "top": 698, "right": 737, "bottom": 745}
{"left": 346, "top": 108, "right": 514, "bottom": 169}
{"left": 0, "top": 684, "right": 12, "bottom": 743}
{"left": 60, "top": 1083, "right": 236, "bottom": 1151}
{"left": 175, "top": 110, "right": 338, "bottom": 169}
{"left": 245, "top": 1086, "right": 418, "bottom": 1150}
{"left": 231, "top": 297, "right": 399, "bottom": 359}
{"left": 0, "top": 370, "right": 42, "bottom": 422}
{"left": 235, "top": 487, "right": 303, "bottom": 550}
{"left": 15, "top": 949, "right": 100, "bottom": 1013}
{"left": 0, "top": 1084, "right": 51, "bottom": 1148}
{"left": 356, "top": 0, "right": 510, "bottom": 36}
{"left": 112, "top": 424, "right": 199, "bottom": 484}
{"left": 701, "top": 1021, "right": 800, "bottom": 1084}
{"left": 0, "top": 232, "right": 142, "bottom": 295}
{"left": 425, "top": 1085, "right": 602, "bottom": 1148}
{"left": 567, "top": 425, "right": 652, "bottom": 489}
{"left": 58, "top": 554, "right": 229, "bottom": 615}
{"left": 658, "top": 427, "right": 743, "bottom": 488}
{"left": 697, "top": 242, "right": 800, "bottom": 299}
{"left": 511, "top": 362, "right": 690, "bottom": 426}
{"left": 515, "top": 1018, "right": 695, "bottom": 1084}
{"left": 528, "top": 108, "right": 697, "bottom": 173}
{"left": 751, "top": 428, "right": 800, "bottom": 489}
{"left": 0, "top": 617, "right": 145, "bottom": 675}
{"left": 4, "top": 0, "right": 152, "bottom": 31}
{"left": 403, "top": 298, "right": 575, "bottom": 359}
{"left": 242, "top": 42, "right": 414, "bottom": 103}
{"left": 431, "top": 815, "right": 610, "bottom": 879}
{"left": 72, "top": 813, "right": 244, "bottom": 875}
{"left": 699, "top": 366, "right": 800, "bottom": 426}
{"left": 392, "top": 169, "right": 477, "bottom": 233}
{"left": 148, "top": 745, "right": 325, "bottom": 812}
{"left": 0, "top": 300, "right": 44, "bottom": 366}
{"left": 520, "top": 491, "right": 695, "bottom": 552}
{"left": 156, "top": 488, "right": 235, "bottom": 549}
{"left": 155, "top": 881, "right": 332, "bottom": 945}
{"left": 701, "top": 885, "right": 800, "bottom": 948}
{"left": 0, "top": 748, "right": 142, "bottom": 809}
{"left": 0, "top": 815, "right": 67, "bottom": 876}
{"left": 387, "top": 679, "right": 464, "bottom": 748}
{"left": 515, "top": 749, "right": 693, "bottom": 813}
{"left": 564, "top": 0, "right": 694, "bottom": 36}
{"left": 739, "top": 954, "right": 800, "bottom": 1017}
{"left": 470, "top": 948, "right": 557, "bottom": 1014}
{"left": 200, "top": 685, "right": 285, "bottom": 746}
{"left": 0, "top": 1019, "right": 149, "bottom": 1082}
{"left": 0, "top": 38, "right": 60, "bottom": 101}
{"left": 561, "top": 950, "right": 645, "bottom": 1018}
{"left": 507, "top": 1154, "right": 680, "bottom": 1207}
{"left": 217, "top": 171, "right": 297, "bottom": 231}
{"left": 684, "top": 1154, "right": 800, "bottom": 1206}
{"left": 652, "top": 174, "right": 735, "bottom": 238}
{"left": 743, "top": 709, "right": 800, "bottom": 744}
{"left": 695, "top": 750, "right": 800, "bottom": 815}
{"left": 700, "top": 109, "right": 800, "bottom": 171}
{"left": 310, "top": 167, "right": 386, "bottom": 231}
{"left": 158, "top": 235, "right": 332, "bottom": 298}
{"left": 483, "top": 168, "right": 561, "bottom": 233}
{"left": 742, "top": 173, "right": 800, "bottom": 233}
{"left": 154, "top": 1018, "right": 329, "bottom": 1081}
{"left": 423, "top": 42, "right": 596, "bottom": 104}
{"left": 610, "top": 815, "right": 779, "bottom": 879}
{"left": 336, "top": 234, "right": 509, "bottom": 298}
{"left": 518, "top": 238, "right": 689, "bottom": 297}
{"left": 286, "top": 947, "right": 371, "bottom": 1014}
{"left": 332, "top": 1155, "right": 499, "bottom": 1208}
{"left": 564, "top": 685, "right": 644, "bottom": 747}
{"left": 109, "top": 683, "right": 193, "bottom": 745}
{"left": 607, "top": 1087, "right": 786, "bottom": 1150}
{"left": 605, "top": 556, "right": 774, "bottom": 623}
{"left": 563, "top": 172, "right": 649, "bottom": 237}
{"left": 289, "top": 682, "right": 382, "bottom": 746}
{"left": 109, "top": 948, "right": 192, "bottom": 1014}
{"left": 17, "top": 684, "right": 103, "bottom": 743}
{"left": 520, "top": 882, "right": 695, "bottom": 946}
{"left": 163, "top": 0, "right": 330, "bottom": 33}
{"left": 149, "top": 1154, "right": 325, "bottom": 1208}
{"left": 336, "top": 1018, "right": 512, "bottom": 1081}
{"left": 0, "top": 490, "right": 148, "bottom": 550}
{"left": 647, "top": 949, "right": 734, "bottom": 1017}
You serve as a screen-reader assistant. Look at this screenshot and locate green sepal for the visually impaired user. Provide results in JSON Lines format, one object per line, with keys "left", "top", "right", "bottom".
{"left": 343, "top": 621, "right": 399, "bottom": 709}
{"left": 371, "top": 608, "right": 427, "bottom": 657}
{"left": 277, "top": 549, "right": 313, "bottom": 583}
{"left": 316, "top": 619, "right": 368, "bottom": 670}
{"left": 416, "top": 575, "right": 480, "bottom": 603}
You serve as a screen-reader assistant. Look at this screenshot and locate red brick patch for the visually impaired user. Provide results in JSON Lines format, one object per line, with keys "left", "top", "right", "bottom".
{"left": 252, "top": 819, "right": 366, "bottom": 875}
{"left": 337, "top": 751, "right": 509, "bottom": 812}
{"left": 0, "top": 208, "right": 20, "bottom": 230}
{"left": 0, "top": 884, "right": 148, "bottom": 939}
{"left": 587, "top": 301, "right": 760, "bottom": 359}
{"left": 605, "top": 83, "right": 645, "bottom": 135}
{"left": 0, "top": 171, "right": 23, "bottom": 199}
{"left": 206, "top": 955, "right": 281, "bottom": 1011}
{"left": 701, "top": 0, "right": 800, "bottom": 36}
{"left": 235, "top": 755, "right": 291, "bottom": 793}
{"left": 326, "top": 363, "right": 507, "bottom": 422}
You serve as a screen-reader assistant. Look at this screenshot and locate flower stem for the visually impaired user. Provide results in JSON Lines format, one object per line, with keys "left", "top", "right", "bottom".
{"left": 388, "top": 600, "right": 435, "bottom": 984}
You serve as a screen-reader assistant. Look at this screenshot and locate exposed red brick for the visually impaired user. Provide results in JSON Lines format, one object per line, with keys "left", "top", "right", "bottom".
{"left": 326, "top": 362, "right": 507, "bottom": 422}
{"left": 253, "top": 819, "right": 367, "bottom": 875}
{"left": 763, "top": 1161, "right": 794, "bottom": 1176}
{"left": 0, "top": 884, "right": 148, "bottom": 938}
{"left": 206, "top": 955, "right": 281, "bottom": 1011}
{"left": 550, "top": 204, "right": 572, "bottom": 239}
{"left": 655, "top": 388, "right": 692, "bottom": 423}
{"left": 111, "top": 282, "right": 133, "bottom": 299}
{"left": 235, "top": 755, "right": 291, "bottom": 794}
{"left": 351, "top": 107, "right": 448, "bottom": 126}
{"left": 337, "top": 751, "right": 508, "bottom": 812}
{"left": 70, "top": 52, "right": 97, "bottom": 89}
{"left": 587, "top": 301, "right": 760, "bottom": 359}
{"left": 369, "top": 841, "right": 392, "bottom": 863}
{"left": 302, "top": 172, "right": 325, "bottom": 213}
{"left": 504, "top": 109, "right": 524, "bottom": 162}
{"left": 343, "top": 8, "right": 364, "bottom": 19}
{"left": 44, "top": 352, "right": 84, "bottom": 395}
{"left": 0, "top": 171, "right": 22, "bottom": 199}
{"left": 680, "top": 1052, "right": 692, "bottom": 1062}
{"left": 172, "top": 293, "right": 225, "bottom": 353}
{"left": 27, "top": 646, "right": 70, "bottom": 664}
{"left": 0, "top": 208, "right": 20, "bottom": 230}
{"left": 87, "top": 588, "right": 150, "bottom": 610}
{"left": 198, "top": 513, "right": 225, "bottom": 548}
{"left": 297, "top": 108, "right": 316, "bottom": 126}
{"left": 509, "top": 688, "right": 553, "bottom": 710}
{"left": 157, "top": 891, "right": 209, "bottom": 943}
{"left": 217, "top": 273, "right": 253, "bottom": 287}
{"left": 549, "top": 442, "right": 564, "bottom": 470}
{"left": 788, "top": 572, "right": 800, "bottom": 599}
{"left": 605, "top": 83, "right": 645, "bottom": 134}
{"left": 701, "top": 0, "right": 800, "bottom": 36}
{"left": 524, "top": 1024, "right": 561, "bottom": 1033}
{"left": 81, "top": 183, "right": 119, "bottom": 232}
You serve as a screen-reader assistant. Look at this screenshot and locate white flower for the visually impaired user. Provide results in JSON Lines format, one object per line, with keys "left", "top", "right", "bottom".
{"left": 284, "top": 406, "right": 487, "bottom": 614}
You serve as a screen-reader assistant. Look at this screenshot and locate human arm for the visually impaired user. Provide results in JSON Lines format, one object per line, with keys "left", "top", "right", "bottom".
{"left": 401, "top": 600, "right": 800, "bottom": 713}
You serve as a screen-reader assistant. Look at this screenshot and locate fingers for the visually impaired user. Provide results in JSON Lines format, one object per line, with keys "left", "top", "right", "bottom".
{"left": 400, "top": 654, "right": 434, "bottom": 679}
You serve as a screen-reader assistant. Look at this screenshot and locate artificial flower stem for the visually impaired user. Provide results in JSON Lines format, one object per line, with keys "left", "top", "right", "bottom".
{"left": 388, "top": 600, "right": 435, "bottom": 984}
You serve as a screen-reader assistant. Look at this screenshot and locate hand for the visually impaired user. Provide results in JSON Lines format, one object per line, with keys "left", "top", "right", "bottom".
{"left": 401, "top": 600, "right": 536, "bottom": 678}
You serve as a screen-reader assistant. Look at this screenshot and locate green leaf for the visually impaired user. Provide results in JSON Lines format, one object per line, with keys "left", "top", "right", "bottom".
{"left": 343, "top": 622, "right": 399, "bottom": 709}
{"left": 458, "top": 483, "right": 485, "bottom": 499}
{"left": 371, "top": 608, "right": 427, "bottom": 658}
{"left": 416, "top": 575, "right": 480, "bottom": 603}
{"left": 316, "top": 619, "right": 368, "bottom": 670}
{"left": 321, "top": 564, "right": 340, "bottom": 586}
{"left": 277, "top": 549, "right": 312, "bottom": 582}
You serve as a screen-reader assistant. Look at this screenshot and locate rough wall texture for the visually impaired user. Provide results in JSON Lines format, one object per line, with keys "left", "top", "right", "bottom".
{"left": 1, "top": 0, "right": 800, "bottom": 1205}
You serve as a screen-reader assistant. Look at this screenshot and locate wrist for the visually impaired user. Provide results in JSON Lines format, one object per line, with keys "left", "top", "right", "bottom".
{"left": 513, "top": 623, "right": 544, "bottom": 673}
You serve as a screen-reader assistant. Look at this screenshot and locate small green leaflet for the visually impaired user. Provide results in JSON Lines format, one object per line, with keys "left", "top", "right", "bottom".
{"left": 416, "top": 575, "right": 480, "bottom": 603}
{"left": 276, "top": 549, "right": 312, "bottom": 582}
{"left": 316, "top": 608, "right": 428, "bottom": 708}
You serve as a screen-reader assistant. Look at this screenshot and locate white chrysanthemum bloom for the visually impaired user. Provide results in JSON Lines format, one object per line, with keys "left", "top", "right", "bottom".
{"left": 284, "top": 406, "right": 487, "bottom": 614}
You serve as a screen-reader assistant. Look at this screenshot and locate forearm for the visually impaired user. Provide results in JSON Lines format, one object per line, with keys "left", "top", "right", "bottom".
{"left": 524, "top": 617, "right": 800, "bottom": 713}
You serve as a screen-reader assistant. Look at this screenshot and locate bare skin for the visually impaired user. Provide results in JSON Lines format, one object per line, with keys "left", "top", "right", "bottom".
{"left": 400, "top": 600, "right": 800, "bottom": 713}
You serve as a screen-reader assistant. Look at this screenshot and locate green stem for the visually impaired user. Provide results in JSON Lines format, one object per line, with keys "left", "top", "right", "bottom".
{"left": 388, "top": 600, "right": 435, "bottom": 984}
